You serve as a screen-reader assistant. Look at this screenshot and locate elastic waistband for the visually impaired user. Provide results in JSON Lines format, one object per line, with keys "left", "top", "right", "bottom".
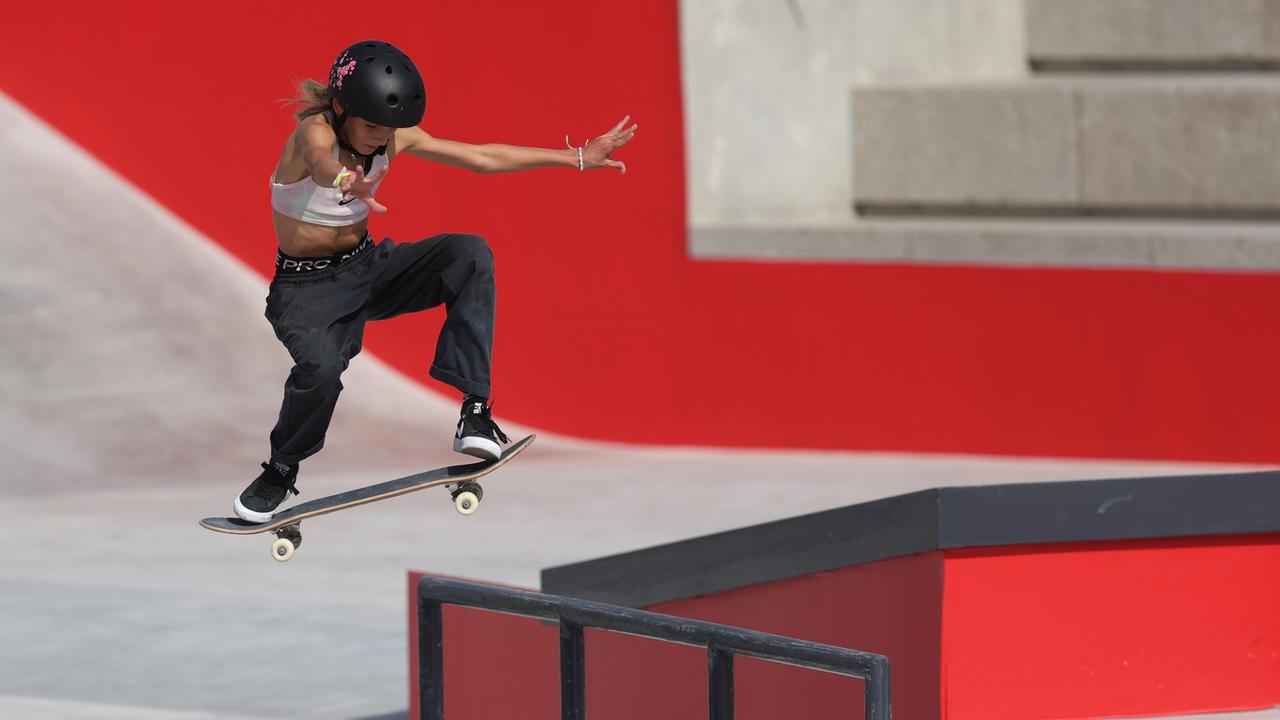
{"left": 274, "top": 234, "right": 374, "bottom": 275}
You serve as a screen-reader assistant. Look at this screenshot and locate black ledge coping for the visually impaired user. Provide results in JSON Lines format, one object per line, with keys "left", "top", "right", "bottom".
{"left": 541, "top": 471, "right": 1280, "bottom": 608}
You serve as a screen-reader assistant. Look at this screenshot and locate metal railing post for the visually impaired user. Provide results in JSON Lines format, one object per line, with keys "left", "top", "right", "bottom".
{"left": 708, "top": 644, "right": 734, "bottom": 720}
{"left": 864, "top": 654, "right": 892, "bottom": 720}
{"left": 420, "top": 598, "right": 444, "bottom": 720}
{"left": 560, "top": 619, "right": 586, "bottom": 720}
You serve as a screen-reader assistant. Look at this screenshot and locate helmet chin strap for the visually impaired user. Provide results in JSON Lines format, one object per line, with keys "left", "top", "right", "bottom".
{"left": 330, "top": 111, "right": 387, "bottom": 174}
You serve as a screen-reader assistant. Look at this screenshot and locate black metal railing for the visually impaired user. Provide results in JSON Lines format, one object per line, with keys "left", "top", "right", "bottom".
{"left": 417, "top": 575, "right": 891, "bottom": 720}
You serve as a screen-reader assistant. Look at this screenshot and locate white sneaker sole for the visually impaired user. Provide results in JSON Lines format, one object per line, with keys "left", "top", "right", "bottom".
{"left": 233, "top": 496, "right": 276, "bottom": 524}
{"left": 454, "top": 435, "right": 501, "bottom": 461}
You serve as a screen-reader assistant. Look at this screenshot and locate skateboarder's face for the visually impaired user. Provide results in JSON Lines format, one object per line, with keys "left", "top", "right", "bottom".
{"left": 350, "top": 119, "right": 392, "bottom": 154}
{"left": 331, "top": 100, "right": 393, "bottom": 154}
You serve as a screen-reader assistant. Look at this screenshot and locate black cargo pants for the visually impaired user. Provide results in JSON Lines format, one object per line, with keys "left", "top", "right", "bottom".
{"left": 264, "top": 233, "right": 495, "bottom": 465}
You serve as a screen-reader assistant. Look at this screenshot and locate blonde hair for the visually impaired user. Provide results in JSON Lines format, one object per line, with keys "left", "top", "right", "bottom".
{"left": 283, "top": 78, "right": 331, "bottom": 122}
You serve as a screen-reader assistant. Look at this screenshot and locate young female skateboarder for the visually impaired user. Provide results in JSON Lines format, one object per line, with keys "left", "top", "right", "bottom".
{"left": 235, "top": 39, "right": 636, "bottom": 522}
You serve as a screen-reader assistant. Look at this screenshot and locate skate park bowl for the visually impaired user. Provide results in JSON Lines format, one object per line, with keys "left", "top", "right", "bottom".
{"left": 3, "top": 1, "right": 1280, "bottom": 718}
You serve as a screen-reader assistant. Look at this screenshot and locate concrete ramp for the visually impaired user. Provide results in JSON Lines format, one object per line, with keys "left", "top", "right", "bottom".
{"left": 0, "top": 94, "right": 459, "bottom": 496}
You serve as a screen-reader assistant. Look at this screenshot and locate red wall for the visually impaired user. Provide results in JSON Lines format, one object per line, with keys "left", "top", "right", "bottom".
{"left": 410, "top": 554, "right": 944, "bottom": 719}
{"left": 942, "top": 535, "right": 1280, "bottom": 720}
{"left": 407, "top": 574, "right": 559, "bottom": 719}
{"left": 5, "top": 2, "right": 1280, "bottom": 462}
{"left": 644, "top": 552, "right": 944, "bottom": 720}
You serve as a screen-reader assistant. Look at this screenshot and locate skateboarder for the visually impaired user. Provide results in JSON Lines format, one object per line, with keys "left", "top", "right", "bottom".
{"left": 236, "top": 40, "right": 637, "bottom": 523}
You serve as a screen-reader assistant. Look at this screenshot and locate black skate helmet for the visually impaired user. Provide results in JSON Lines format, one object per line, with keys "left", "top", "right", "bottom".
{"left": 328, "top": 40, "right": 426, "bottom": 128}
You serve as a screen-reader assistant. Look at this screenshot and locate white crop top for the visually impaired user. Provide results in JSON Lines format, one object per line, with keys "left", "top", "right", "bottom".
{"left": 270, "top": 145, "right": 389, "bottom": 227}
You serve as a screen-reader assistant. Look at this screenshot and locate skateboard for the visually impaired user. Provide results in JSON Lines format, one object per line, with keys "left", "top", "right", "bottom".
{"left": 200, "top": 434, "right": 535, "bottom": 562}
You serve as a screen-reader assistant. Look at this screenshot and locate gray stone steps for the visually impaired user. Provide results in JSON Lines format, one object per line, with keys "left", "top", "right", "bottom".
{"left": 690, "top": 217, "right": 1280, "bottom": 270}
{"left": 1028, "top": 0, "right": 1280, "bottom": 71}
{"left": 853, "top": 75, "right": 1280, "bottom": 217}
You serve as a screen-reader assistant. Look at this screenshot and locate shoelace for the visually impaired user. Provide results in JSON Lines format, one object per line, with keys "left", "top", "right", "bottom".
{"left": 482, "top": 401, "right": 510, "bottom": 444}
{"left": 258, "top": 463, "right": 301, "bottom": 497}
{"left": 486, "top": 415, "right": 511, "bottom": 444}
{"left": 462, "top": 403, "right": 510, "bottom": 444}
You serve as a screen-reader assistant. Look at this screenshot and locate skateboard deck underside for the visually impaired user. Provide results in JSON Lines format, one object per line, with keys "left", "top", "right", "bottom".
{"left": 200, "top": 434, "right": 534, "bottom": 535}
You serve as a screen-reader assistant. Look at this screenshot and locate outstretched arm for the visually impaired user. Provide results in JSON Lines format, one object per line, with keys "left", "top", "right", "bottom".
{"left": 397, "top": 116, "right": 638, "bottom": 174}
{"left": 299, "top": 119, "right": 350, "bottom": 187}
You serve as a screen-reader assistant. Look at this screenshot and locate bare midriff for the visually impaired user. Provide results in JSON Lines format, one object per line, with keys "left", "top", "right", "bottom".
{"left": 272, "top": 210, "right": 368, "bottom": 258}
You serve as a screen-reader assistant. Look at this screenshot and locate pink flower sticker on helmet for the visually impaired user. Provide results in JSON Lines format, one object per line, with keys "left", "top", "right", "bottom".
{"left": 332, "top": 58, "right": 357, "bottom": 89}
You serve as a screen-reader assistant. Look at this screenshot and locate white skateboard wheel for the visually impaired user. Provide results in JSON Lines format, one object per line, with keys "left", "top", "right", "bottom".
{"left": 454, "top": 490, "right": 480, "bottom": 516}
{"left": 272, "top": 537, "right": 296, "bottom": 562}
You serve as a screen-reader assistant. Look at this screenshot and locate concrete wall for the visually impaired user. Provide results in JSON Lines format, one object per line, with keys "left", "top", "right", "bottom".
{"left": 680, "top": 0, "right": 1026, "bottom": 225}
{"left": 1028, "top": 0, "right": 1280, "bottom": 68}
{"left": 685, "top": 0, "right": 1280, "bottom": 270}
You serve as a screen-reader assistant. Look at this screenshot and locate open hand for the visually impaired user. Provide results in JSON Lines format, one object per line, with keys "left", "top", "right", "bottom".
{"left": 338, "top": 165, "right": 389, "bottom": 213}
{"left": 583, "top": 115, "right": 638, "bottom": 174}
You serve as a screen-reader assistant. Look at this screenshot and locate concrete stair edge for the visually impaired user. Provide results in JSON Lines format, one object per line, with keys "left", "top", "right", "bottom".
{"left": 689, "top": 219, "right": 1280, "bottom": 271}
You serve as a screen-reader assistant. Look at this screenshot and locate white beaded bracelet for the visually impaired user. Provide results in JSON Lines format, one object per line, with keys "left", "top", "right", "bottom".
{"left": 564, "top": 135, "right": 584, "bottom": 172}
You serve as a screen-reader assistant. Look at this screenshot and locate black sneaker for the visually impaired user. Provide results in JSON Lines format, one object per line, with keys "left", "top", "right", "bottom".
{"left": 454, "top": 396, "right": 510, "bottom": 461}
{"left": 234, "top": 462, "right": 300, "bottom": 523}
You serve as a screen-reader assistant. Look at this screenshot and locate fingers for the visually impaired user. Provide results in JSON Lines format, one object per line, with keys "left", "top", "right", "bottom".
{"left": 614, "top": 127, "right": 637, "bottom": 148}
{"left": 610, "top": 125, "right": 638, "bottom": 150}
{"left": 343, "top": 164, "right": 387, "bottom": 191}
{"left": 577, "top": 116, "right": 641, "bottom": 173}
{"left": 341, "top": 164, "right": 389, "bottom": 211}
{"left": 580, "top": 116, "right": 637, "bottom": 173}
{"left": 584, "top": 114, "right": 639, "bottom": 146}
{"left": 351, "top": 164, "right": 388, "bottom": 185}
{"left": 601, "top": 121, "right": 637, "bottom": 142}
{"left": 588, "top": 125, "right": 637, "bottom": 154}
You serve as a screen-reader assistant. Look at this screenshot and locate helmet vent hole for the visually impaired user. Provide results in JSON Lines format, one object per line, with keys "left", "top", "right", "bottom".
{"left": 365, "top": 56, "right": 375, "bottom": 62}
{"left": 387, "top": 93, "right": 400, "bottom": 107}
{"left": 385, "top": 64, "right": 393, "bottom": 74}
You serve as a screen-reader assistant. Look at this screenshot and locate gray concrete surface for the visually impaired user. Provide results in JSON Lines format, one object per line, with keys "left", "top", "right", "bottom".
{"left": 0, "top": 695, "right": 271, "bottom": 720}
{"left": 1121, "top": 710, "right": 1280, "bottom": 720}
{"left": 1028, "top": 0, "right": 1280, "bottom": 68}
{"left": 680, "top": 0, "right": 1026, "bottom": 226}
{"left": 1079, "top": 76, "right": 1280, "bottom": 211}
{"left": 854, "top": 82, "right": 1077, "bottom": 208}
{"left": 854, "top": 75, "right": 1280, "bottom": 215}
{"left": 690, "top": 217, "right": 1280, "bottom": 270}
{"left": 0, "top": 93, "right": 449, "bottom": 495}
{"left": 0, "top": 94, "right": 1269, "bottom": 719}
